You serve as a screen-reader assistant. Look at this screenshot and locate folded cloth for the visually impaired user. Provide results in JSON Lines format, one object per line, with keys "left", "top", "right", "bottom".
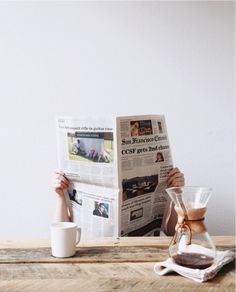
{"left": 154, "top": 250, "right": 235, "bottom": 282}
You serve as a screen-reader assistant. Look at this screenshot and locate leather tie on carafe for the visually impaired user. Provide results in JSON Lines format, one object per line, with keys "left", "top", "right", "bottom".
{"left": 171, "top": 194, "right": 207, "bottom": 246}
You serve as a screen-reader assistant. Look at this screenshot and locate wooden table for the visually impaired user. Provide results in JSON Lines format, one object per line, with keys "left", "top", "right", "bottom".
{"left": 0, "top": 236, "right": 235, "bottom": 292}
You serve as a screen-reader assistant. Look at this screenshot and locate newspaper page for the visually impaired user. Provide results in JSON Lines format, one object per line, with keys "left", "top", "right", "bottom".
{"left": 116, "top": 115, "right": 173, "bottom": 236}
{"left": 56, "top": 116, "right": 119, "bottom": 236}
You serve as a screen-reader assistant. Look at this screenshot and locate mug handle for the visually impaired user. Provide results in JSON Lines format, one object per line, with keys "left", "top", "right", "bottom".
{"left": 76, "top": 227, "right": 81, "bottom": 246}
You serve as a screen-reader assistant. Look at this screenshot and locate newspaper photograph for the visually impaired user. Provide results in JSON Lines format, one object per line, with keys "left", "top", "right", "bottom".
{"left": 56, "top": 116, "right": 118, "bottom": 188}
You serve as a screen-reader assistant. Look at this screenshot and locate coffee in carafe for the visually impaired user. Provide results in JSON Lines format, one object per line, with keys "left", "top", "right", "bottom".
{"left": 165, "top": 187, "right": 216, "bottom": 269}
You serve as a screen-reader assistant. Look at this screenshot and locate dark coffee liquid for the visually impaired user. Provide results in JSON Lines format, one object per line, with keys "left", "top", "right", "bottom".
{"left": 172, "top": 253, "right": 214, "bottom": 269}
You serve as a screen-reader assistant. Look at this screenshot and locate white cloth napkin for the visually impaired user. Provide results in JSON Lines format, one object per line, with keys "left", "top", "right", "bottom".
{"left": 154, "top": 250, "right": 235, "bottom": 282}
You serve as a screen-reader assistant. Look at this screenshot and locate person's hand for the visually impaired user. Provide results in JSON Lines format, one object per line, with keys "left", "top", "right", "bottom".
{"left": 167, "top": 167, "right": 185, "bottom": 187}
{"left": 53, "top": 170, "right": 70, "bottom": 197}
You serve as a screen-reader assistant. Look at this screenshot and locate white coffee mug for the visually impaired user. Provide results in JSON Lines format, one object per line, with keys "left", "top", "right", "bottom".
{"left": 50, "top": 222, "right": 81, "bottom": 258}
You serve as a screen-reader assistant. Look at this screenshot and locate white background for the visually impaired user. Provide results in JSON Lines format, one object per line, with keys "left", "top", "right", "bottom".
{"left": 0, "top": 1, "right": 234, "bottom": 238}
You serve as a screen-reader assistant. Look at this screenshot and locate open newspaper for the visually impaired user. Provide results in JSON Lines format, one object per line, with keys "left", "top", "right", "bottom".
{"left": 56, "top": 115, "right": 173, "bottom": 237}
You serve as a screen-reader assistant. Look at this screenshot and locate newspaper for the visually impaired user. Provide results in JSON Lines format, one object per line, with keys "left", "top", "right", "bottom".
{"left": 56, "top": 115, "right": 173, "bottom": 237}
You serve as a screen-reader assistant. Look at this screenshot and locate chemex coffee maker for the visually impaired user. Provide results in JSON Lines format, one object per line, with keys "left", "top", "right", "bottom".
{"left": 166, "top": 187, "right": 216, "bottom": 269}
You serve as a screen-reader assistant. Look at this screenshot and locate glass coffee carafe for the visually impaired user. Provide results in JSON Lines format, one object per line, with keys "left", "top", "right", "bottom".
{"left": 166, "top": 186, "right": 216, "bottom": 269}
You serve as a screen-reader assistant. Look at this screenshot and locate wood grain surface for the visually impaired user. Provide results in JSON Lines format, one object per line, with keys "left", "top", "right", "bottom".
{"left": 0, "top": 236, "right": 235, "bottom": 292}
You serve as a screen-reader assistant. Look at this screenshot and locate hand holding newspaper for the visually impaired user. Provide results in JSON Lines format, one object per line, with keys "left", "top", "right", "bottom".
{"left": 56, "top": 115, "right": 174, "bottom": 237}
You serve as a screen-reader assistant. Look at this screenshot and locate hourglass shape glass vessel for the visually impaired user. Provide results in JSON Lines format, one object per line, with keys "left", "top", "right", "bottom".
{"left": 166, "top": 186, "right": 216, "bottom": 269}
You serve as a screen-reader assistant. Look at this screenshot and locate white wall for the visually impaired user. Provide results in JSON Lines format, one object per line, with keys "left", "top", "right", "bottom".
{"left": 0, "top": 1, "right": 234, "bottom": 238}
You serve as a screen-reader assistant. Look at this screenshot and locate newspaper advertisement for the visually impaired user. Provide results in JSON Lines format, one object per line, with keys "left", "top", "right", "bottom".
{"left": 116, "top": 115, "right": 173, "bottom": 236}
{"left": 56, "top": 116, "right": 119, "bottom": 237}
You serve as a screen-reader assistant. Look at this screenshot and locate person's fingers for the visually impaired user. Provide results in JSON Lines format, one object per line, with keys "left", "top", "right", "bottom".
{"left": 54, "top": 178, "right": 67, "bottom": 185}
{"left": 167, "top": 172, "right": 184, "bottom": 186}
{"left": 170, "top": 180, "right": 185, "bottom": 187}
{"left": 168, "top": 177, "right": 185, "bottom": 187}
{"left": 168, "top": 167, "right": 180, "bottom": 177}
{"left": 55, "top": 174, "right": 70, "bottom": 184}
{"left": 54, "top": 170, "right": 70, "bottom": 182}
{"left": 55, "top": 170, "right": 65, "bottom": 176}
{"left": 54, "top": 179, "right": 69, "bottom": 190}
{"left": 59, "top": 181, "right": 69, "bottom": 189}
{"left": 167, "top": 176, "right": 184, "bottom": 187}
{"left": 54, "top": 170, "right": 70, "bottom": 183}
{"left": 171, "top": 177, "right": 184, "bottom": 185}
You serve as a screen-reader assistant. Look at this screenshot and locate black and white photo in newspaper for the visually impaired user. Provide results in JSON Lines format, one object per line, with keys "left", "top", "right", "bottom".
{"left": 56, "top": 116, "right": 118, "bottom": 188}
